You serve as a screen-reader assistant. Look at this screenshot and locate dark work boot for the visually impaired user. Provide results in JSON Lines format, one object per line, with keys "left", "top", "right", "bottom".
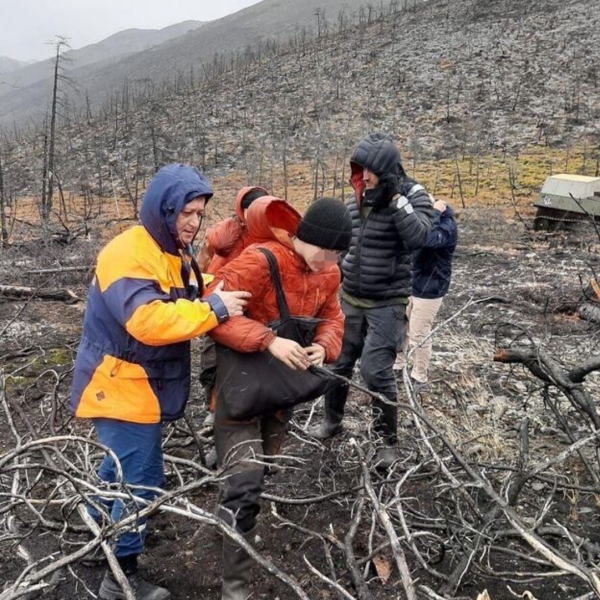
{"left": 98, "top": 570, "right": 171, "bottom": 600}
{"left": 372, "top": 395, "right": 399, "bottom": 471}
{"left": 222, "top": 528, "right": 256, "bottom": 600}
{"left": 308, "top": 385, "right": 349, "bottom": 440}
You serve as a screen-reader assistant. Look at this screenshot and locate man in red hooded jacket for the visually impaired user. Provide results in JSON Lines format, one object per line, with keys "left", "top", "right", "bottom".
{"left": 197, "top": 187, "right": 268, "bottom": 427}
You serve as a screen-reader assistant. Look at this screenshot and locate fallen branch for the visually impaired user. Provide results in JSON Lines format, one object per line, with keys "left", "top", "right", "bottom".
{"left": 351, "top": 439, "right": 416, "bottom": 600}
{"left": 0, "top": 284, "right": 78, "bottom": 303}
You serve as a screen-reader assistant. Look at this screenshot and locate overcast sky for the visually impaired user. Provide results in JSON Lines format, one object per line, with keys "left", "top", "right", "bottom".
{"left": 0, "top": 0, "right": 263, "bottom": 62}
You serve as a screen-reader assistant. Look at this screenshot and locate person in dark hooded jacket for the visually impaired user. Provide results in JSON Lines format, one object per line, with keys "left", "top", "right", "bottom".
{"left": 394, "top": 200, "right": 458, "bottom": 384}
{"left": 70, "top": 164, "right": 250, "bottom": 600}
{"left": 309, "top": 133, "right": 435, "bottom": 470}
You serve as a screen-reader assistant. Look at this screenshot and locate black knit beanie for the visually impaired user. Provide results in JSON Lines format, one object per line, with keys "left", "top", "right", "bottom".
{"left": 296, "top": 197, "right": 352, "bottom": 251}
{"left": 240, "top": 189, "right": 267, "bottom": 210}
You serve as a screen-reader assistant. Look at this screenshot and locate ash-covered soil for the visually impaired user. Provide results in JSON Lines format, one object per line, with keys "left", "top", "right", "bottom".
{"left": 1, "top": 209, "right": 600, "bottom": 599}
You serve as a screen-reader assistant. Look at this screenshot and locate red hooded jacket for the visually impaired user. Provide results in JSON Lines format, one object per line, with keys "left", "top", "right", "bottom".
{"left": 199, "top": 186, "right": 267, "bottom": 274}
{"left": 206, "top": 199, "right": 345, "bottom": 364}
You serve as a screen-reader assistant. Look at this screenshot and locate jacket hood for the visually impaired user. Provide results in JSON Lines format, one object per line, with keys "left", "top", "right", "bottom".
{"left": 245, "top": 196, "right": 301, "bottom": 244}
{"left": 350, "top": 133, "right": 403, "bottom": 176}
{"left": 350, "top": 133, "right": 406, "bottom": 201}
{"left": 140, "top": 164, "right": 213, "bottom": 255}
{"left": 234, "top": 186, "right": 269, "bottom": 223}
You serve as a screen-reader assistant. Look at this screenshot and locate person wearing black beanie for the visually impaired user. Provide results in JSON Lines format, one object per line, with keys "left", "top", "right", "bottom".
{"left": 240, "top": 188, "right": 266, "bottom": 211}
{"left": 308, "top": 133, "right": 436, "bottom": 471}
{"left": 204, "top": 195, "right": 348, "bottom": 600}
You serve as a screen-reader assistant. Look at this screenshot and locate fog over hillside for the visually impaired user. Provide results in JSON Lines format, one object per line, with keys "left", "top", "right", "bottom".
{"left": 0, "top": 21, "right": 204, "bottom": 120}
{"left": 0, "top": 0, "right": 405, "bottom": 127}
{"left": 0, "top": 57, "right": 32, "bottom": 75}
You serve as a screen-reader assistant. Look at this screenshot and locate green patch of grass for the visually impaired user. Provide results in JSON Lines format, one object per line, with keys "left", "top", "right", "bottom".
{"left": 44, "top": 348, "right": 72, "bottom": 368}
{"left": 2, "top": 348, "right": 73, "bottom": 387}
{"left": 24, "top": 348, "right": 72, "bottom": 377}
{"left": 4, "top": 375, "right": 32, "bottom": 394}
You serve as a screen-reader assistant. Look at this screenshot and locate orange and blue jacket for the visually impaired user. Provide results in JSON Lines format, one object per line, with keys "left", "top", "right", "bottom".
{"left": 69, "top": 164, "right": 228, "bottom": 424}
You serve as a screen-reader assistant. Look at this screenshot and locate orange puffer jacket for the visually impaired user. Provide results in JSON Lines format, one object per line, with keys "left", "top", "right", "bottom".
{"left": 200, "top": 186, "right": 267, "bottom": 274}
{"left": 206, "top": 201, "right": 345, "bottom": 364}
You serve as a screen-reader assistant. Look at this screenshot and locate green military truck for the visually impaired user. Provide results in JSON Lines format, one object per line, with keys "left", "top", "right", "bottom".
{"left": 533, "top": 174, "right": 600, "bottom": 231}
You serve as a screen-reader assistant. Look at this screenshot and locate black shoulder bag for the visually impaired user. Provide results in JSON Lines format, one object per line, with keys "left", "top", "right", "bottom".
{"left": 214, "top": 248, "right": 338, "bottom": 420}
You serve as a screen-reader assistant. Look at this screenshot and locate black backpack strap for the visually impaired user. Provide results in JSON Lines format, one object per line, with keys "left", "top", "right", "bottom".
{"left": 189, "top": 253, "right": 204, "bottom": 298}
{"left": 257, "top": 247, "right": 290, "bottom": 320}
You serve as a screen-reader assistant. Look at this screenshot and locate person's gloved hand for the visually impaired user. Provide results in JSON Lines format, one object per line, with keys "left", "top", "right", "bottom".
{"left": 378, "top": 173, "right": 402, "bottom": 200}
{"left": 363, "top": 173, "right": 401, "bottom": 208}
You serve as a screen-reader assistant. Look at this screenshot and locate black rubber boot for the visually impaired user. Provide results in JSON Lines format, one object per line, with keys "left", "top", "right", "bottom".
{"left": 221, "top": 528, "right": 256, "bottom": 600}
{"left": 98, "top": 570, "right": 171, "bottom": 600}
{"left": 308, "top": 384, "right": 349, "bottom": 440}
{"left": 372, "top": 394, "right": 399, "bottom": 470}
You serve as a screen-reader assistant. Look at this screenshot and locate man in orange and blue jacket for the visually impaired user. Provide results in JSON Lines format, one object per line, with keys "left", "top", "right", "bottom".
{"left": 70, "top": 163, "right": 249, "bottom": 600}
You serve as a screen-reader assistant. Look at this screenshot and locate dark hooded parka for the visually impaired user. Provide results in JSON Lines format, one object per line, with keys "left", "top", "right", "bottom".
{"left": 342, "top": 132, "right": 434, "bottom": 302}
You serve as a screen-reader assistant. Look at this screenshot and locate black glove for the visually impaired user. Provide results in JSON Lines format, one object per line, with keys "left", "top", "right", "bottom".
{"left": 363, "top": 173, "right": 401, "bottom": 209}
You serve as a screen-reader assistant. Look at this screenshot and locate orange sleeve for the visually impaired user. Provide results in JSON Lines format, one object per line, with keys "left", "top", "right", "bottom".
{"left": 206, "top": 249, "right": 276, "bottom": 352}
{"left": 312, "top": 271, "right": 345, "bottom": 363}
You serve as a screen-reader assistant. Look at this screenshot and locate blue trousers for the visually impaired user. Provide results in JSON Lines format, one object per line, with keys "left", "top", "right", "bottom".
{"left": 90, "top": 418, "right": 164, "bottom": 558}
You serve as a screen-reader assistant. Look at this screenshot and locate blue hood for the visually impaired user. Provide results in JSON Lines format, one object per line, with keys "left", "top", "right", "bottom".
{"left": 140, "top": 164, "right": 213, "bottom": 255}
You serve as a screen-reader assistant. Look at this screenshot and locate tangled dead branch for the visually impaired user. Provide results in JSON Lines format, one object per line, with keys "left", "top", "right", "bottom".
{"left": 2, "top": 295, "right": 600, "bottom": 599}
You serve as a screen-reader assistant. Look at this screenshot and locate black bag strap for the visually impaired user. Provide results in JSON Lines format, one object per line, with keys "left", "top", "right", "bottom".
{"left": 189, "top": 253, "right": 205, "bottom": 298}
{"left": 257, "top": 247, "right": 290, "bottom": 320}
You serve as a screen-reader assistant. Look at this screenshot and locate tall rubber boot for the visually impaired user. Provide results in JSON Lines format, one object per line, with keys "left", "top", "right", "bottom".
{"left": 308, "top": 383, "right": 349, "bottom": 440}
{"left": 222, "top": 528, "right": 256, "bottom": 600}
{"left": 372, "top": 394, "right": 399, "bottom": 470}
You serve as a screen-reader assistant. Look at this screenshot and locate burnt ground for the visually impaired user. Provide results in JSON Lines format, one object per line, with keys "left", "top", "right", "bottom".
{"left": 1, "top": 208, "right": 600, "bottom": 599}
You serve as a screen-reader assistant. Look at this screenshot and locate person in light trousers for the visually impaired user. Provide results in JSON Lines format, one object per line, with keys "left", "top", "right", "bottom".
{"left": 394, "top": 200, "right": 458, "bottom": 384}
